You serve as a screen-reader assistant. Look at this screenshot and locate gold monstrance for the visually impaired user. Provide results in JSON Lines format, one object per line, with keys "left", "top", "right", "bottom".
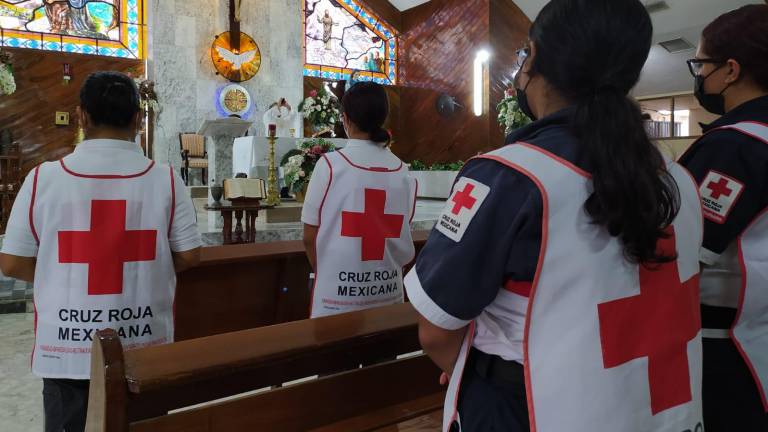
{"left": 265, "top": 124, "right": 281, "bottom": 206}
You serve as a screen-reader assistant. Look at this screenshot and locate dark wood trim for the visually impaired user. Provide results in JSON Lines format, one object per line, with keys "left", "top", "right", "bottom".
{"left": 86, "top": 329, "right": 128, "bottom": 432}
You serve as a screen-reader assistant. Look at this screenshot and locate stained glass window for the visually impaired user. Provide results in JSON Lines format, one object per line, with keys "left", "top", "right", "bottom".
{"left": 303, "top": 0, "right": 398, "bottom": 85}
{"left": 0, "top": 0, "right": 145, "bottom": 59}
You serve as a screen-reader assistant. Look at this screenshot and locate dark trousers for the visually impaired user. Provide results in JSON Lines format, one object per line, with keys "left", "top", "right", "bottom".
{"left": 456, "top": 349, "right": 530, "bottom": 432}
{"left": 43, "top": 379, "right": 89, "bottom": 432}
{"left": 703, "top": 338, "right": 768, "bottom": 431}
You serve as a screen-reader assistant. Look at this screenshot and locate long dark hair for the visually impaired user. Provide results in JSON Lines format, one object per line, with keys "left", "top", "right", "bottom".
{"left": 529, "top": 0, "right": 679, "bottom": 263}
{"left": 80, "top": 71, "right": 140, "bottom": 129}
{"left": 341, "top": 82, "right": 391, "bottom": 144}
{"left": 702, "top": 4, "right": 768, "bottom": 91}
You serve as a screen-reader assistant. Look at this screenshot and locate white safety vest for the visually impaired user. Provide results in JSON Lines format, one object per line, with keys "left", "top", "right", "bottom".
{"left": 694, "top": 121, "right": 768, "bottom": 412}
{"left": 30, "top": 158, "right": 177, "bottom": 379}
{"left": 311, "top": 150, "right": 417, "bottom": 318}
{"left": 441, "top": 143, "right": 704, "bottom": 432}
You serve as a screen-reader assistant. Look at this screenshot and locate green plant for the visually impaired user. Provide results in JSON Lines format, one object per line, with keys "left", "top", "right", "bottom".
{"left": 408, "top": 160, "right": 465, "bottom": 171}
{"left": 409, "top": 160, "right": 428, "bottom": 171}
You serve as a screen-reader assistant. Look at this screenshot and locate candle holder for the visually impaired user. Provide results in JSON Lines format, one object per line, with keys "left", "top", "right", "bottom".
{"left": 265, "top": 124, "right": 281, "bottom": 206}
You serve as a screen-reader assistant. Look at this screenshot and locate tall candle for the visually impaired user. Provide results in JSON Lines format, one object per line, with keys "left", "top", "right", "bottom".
{"left": 268, "top": 124, "right": 277, "bottom": 138}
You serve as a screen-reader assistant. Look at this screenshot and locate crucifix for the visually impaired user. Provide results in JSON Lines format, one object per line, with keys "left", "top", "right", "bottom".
{"left": 229, "top": 0, "right": 242, "bottom": 52}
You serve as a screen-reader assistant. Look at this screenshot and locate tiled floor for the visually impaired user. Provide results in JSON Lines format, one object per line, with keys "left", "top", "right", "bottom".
{"left": 0, "top": 313, "right": 43, "bottom": 431}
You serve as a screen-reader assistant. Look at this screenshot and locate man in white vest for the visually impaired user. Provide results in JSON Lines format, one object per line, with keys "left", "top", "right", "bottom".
{"left": 0, "top": 72, "right": 201, "bottom": 432}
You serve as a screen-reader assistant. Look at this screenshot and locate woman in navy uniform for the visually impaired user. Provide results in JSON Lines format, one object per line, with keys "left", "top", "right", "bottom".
{"left": 404, "top": 0, "right": 704, "bottom": 431}
{"left": 678, "top": 4, "right": 768, "bottom": 431}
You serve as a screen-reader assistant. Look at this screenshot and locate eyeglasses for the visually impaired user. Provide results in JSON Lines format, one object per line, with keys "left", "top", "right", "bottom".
{"left": 686, "top": 58, "right": 725, "bottom": 77}
{"left": 515, "top": 47, "right": 530, "bottom": 70}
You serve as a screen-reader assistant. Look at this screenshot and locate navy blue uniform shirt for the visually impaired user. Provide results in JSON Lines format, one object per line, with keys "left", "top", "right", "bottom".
{"left": 412, "top": 107, "right": 590, "bottom": 323}
{"left": 679, "top": 95, "right": 768, "bottom": 328}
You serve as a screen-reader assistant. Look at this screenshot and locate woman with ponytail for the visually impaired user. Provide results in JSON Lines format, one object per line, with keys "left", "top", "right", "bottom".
{"left": 302, "top": 82, "right": 418, "bottom": 318}
{"left": 404, "top": 1, "right": 704, "bottom": 431}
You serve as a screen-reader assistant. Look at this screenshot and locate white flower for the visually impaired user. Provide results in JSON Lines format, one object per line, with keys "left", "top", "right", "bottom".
{"left": 0, "top": 64, "right": 16, "bottom": 96}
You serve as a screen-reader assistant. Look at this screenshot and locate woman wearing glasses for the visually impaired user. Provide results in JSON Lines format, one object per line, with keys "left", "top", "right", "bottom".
{"left": 678, "top": 4, "right": 768, "bottom": 431}
{"left": 404, "top": 0, "right": 704, "bottom": 431}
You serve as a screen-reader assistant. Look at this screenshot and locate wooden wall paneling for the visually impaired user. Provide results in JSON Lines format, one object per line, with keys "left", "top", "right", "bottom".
{"left": 0, "top": 48, "right": 143, "bottom": 175}
{"left": 397, "top": 0, "right": 492, "bottom": 165}
{"left": 394, "top": 0, "right": 531, "bottom": 164}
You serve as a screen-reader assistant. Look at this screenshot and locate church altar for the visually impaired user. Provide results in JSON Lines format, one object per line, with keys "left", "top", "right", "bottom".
{"left": 232, "top": 136, "right": 351, "bottom": 179}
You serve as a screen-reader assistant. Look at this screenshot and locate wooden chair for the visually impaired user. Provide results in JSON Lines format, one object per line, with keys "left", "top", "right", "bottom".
{"left": 179, "top": 133, "right": 208, "bottom": 186}
{"left": 85, "top": 303, "right": 444, "bottom": 432}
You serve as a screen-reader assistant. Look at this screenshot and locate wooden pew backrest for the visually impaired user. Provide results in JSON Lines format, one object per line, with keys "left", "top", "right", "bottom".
{"left": 86, "top": 303, "right": 425, "bottom": 430}
{"left": 130, "top": 355, "right": 444, "bottom": 432}
{"left": 175, "top": 231, "right": 430, "bottom": 340}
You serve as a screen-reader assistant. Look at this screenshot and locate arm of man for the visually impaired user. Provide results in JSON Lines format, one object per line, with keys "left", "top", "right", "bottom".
{"left": 169, "top": 171, "right": 203, "bottom": 273}
{"left": 0, "top": 255, "right": 36, "bottom": 283}
{"left": 303, "top": 224, "right": 318, "bottom": 271}
{"left": 405, "top": 159, "right": 541, "bottom": 375}
{"left": 300, "top": 155, "right": 331, "bottom": 272}
{"left": 0, "top": 169, "right": 40, "bottom": 283}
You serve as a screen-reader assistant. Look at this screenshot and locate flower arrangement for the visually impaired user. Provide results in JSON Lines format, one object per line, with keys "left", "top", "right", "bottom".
{"left": 299, "top": 87, "right": 341, "bottom": 132}
{"left": 497, "top": 89, "right": 532, "bottom": 135}
{"left": 134, "top": 78, "right": 160, "bottom": 114}
{"left": 0, "top": 50, "right": 16, "bottom": 96}
{"left": 282, "top": 138, "right": 337, "bottom": 194}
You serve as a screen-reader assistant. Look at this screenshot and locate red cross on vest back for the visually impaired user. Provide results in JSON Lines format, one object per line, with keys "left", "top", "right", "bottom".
{"left": 597, "top": 227, "right": 700, "bottom": 415}
{"left": 341, "top": 189, "right": 404, "bottom": 261}
{"left": 451, "top": 183, "right": 477, "bottom": 215}
{"left": 58, "top": 200, "right": 158, "bottom": 296}
{"left": 707, "top": 177, "right": 733, "bottom": 200}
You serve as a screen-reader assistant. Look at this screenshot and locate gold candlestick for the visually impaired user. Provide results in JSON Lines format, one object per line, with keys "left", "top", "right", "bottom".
{"left": 265, "top": 125, "right": 281, "bottom": 206}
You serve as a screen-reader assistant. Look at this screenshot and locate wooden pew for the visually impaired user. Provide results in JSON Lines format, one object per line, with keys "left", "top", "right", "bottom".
{"left": 175, "top": 230, "right": 430, "bottom": 341}
{"left": 86, "top": 303, "right": 444, "bottom": 432}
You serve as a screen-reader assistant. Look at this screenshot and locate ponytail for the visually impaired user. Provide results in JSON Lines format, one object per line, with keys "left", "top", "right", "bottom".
{"left": 369, "top": 127, "right": 391, "bottom": 145}
{"left": 576, "top": 89, "right": 679, "bottom": 263}
{"left": 529, "top": 0, "right": 680, "bottom": 264}
{"left": 342, "top": 82, "right": 391, "bottom": 145}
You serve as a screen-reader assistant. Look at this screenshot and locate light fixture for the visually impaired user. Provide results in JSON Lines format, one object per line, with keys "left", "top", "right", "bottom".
{"left": 474, "top": 50, "right": 491, "bottom": 116}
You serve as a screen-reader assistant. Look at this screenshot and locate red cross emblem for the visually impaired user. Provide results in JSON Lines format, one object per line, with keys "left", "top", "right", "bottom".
{"left": 58, "top": 200, "right": 158, "bottom": 296}
{"left": 341, "top": 189, "right": 405, "bottom": 261}
{"left": 598, "top": 227, "right": 700, "bottom": 415}
{"left": 706, "top": 177, "right": 733, "bottom": 200}
{"left": 451, "top": 183, "right": 477, "bottom": 215}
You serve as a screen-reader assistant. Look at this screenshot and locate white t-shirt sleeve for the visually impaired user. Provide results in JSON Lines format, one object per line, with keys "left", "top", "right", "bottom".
{"left": 301, "top": 156, "right": 332, "bottom": 226}
{"left": 169, "top": 171, "right": 202, "bottom": 252}
{"left": 2, "top": 170, "right": 38, "bottom": 257}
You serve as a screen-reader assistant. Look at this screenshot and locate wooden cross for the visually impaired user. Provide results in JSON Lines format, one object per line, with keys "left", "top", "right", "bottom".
{"left": 229, "top": 0, "right": 242, "bottom": 52}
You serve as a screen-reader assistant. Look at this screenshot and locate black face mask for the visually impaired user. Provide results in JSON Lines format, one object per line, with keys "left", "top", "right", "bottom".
{"left": 694, "top": 65, "right": 730, "bottom": 115}
{"left": 515, "top": 75, "right": 536, "bottom": 122}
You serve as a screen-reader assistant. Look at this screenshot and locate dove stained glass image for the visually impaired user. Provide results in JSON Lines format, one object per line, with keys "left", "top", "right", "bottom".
{"left": 211, "top": 30, "right": 261, "bottom": 82}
